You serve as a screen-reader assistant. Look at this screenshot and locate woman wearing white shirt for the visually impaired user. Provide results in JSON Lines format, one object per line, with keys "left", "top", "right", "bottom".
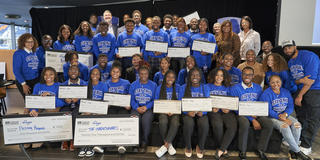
{"left": 238, "top": 16, "right": 260, "bottom": 61}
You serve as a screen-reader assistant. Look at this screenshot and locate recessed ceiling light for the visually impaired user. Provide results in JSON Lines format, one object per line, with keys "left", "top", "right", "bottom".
{"left": 44, "top": 6, "right": 49, "bottom": 9}
{"left": 4, "top": 14, "right": 21, "bottom": 19}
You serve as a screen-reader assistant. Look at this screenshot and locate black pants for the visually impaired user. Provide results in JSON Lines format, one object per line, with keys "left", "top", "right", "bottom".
{"left": 183, "top": 115, "right": 209, "bottom": 150}
{"left": 16, "top": 78, "right": 39, "bottom": 99}
{"left": 294, "top": 90, "right": 320, "bottom": 148}
{"left": 237, "top": 116, "right": 273, "bottom": 152}
{"left": 108, "top": 106, "right": 130, "bottom": 115}
{"left": 209, "top": 111, "right": 237, "bottom": 151}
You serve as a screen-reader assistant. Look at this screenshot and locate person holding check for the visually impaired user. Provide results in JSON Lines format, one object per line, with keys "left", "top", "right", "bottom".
{"left": 206, "top": 68, "right": 237, "bottom": 159}
{"left": 230, "top": 66, "right": 273, "bottom": 160}
{"left": 180, "top": 67, "right": 210, "bottom": 158}
{"left": 154, "top": 70, "right": 181, "bottom": 158}
{"left": 27, "top": 67, "right": 65, "bottom": 149}
{"left": 60, "top": 65, "right": 87, "bottom": 152}
{"left": 129, "top": 62, "right": 157, "bottom": 153}
{"left": 259, "top": 75, "right": 312, "bottom": 160}
{"left": 63, "top": 51, "right": 89, "bottom": 81}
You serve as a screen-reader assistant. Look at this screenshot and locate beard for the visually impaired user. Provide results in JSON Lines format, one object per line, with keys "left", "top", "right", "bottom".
{"left": 288, "top": 49, "right": 297, "bottom": 59}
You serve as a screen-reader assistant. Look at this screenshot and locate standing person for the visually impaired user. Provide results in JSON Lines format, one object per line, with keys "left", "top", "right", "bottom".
{"left": 145, "top": 17, "right": 153, "bottom": 31}
{"left": 220, "top": 53, "right": 242, "bottom": 85}
{"left": 63, "top": 51, "right": 89, "bottom": 81}
{"left": 116, "top": 18, "right": 143, "bottom": 73}
{"left": 170, "top": 17, "right": 191, "bottom": 74}
{"left": 89, "top": 14, "right": 98, "bottom": 33}
{"left": 117, "top": 14, "right": 130, "bottom": 36}
{"left": 27, "top": 67, "right": 64, "bottom": 149}
{"left": 124, "top": 54, "right": 143, "bottom": 83}
{"left": 215, "top": 20, "right": 241, "bottom": 67}
{"left": 161, "top": 14, "right": 174, "bottom": 35}
{"left": 260, "top": 75, "right": 312, "bottom": 160}
{"left": 190, "top": 18, "right": 217, "bottom": 76}
{"left": 53, "top": 24, "right": 75, "bottom": 51}
{"left": 143, "top": 16, "right": 170, "bottom": 77}
{"left": 230, "top": 67, "right": 273, "bottom": 160}
{"left": 282, "top": 40, "right": 320, "bottom": 155}
{"left": 89, "top": 54, "right": 112, "bottom": 82}
{"left": 129, "top": 63, "right": 157, "bottom": 153}
{"left": 177, "top": 55, "right": 205, "bottom": 85}
{"left": 172, "top": 14, "right": 179, "bottom": 30}
{"left": 180, "top": 67, "right": 209, "bottom": 159}
{"left": 213, "top": 22, "right": 221, "bottom": 36}
{"left": 36, "top": 35, "right": 53, "bottom": 73}
{"left": 92, "top": 21, "right": 116, "bottom": 62}
{"left": 256, "top": 41, "right": 273, "bottom": 63}
{"left": 238, "top": 16, "right": 261, "bottom": 61}
{"left": 132, "top": 10, "right": 149, "bottom": 36}
{"left": 153, "top": 57, "right": 170, "bottom": 85}
{"left": 103, "top": 10, "right": 118, "bottom": 37}
{"left": 73, "top": 21, "right": 94, "bottom": 54}
{"left": 13, "top": 33, "right": 40, "bottom": 99}
{"left": 186, "top": 18, "right": 199, "bottom": 36}
{"left": 262, "top": 53, "right": 297, "bottom": 93}
{"left": 60, "top": 65, "right": 87, "bottom": 152}
{"left": 155, "top": 70, "right": 181, "bottom": 158}
{"left": 237, "top": 49, "right": 265, "bottom": 86}
{"left": 206, "top": 68, "right": 237, "bottom": 159}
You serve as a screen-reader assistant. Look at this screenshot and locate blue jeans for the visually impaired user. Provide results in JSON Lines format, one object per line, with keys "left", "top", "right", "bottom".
{"left": 271, "top": 116, "right": 301, "bottom": 152}
{"left": 131, "top": 109, "right": 153, "bottom": 145}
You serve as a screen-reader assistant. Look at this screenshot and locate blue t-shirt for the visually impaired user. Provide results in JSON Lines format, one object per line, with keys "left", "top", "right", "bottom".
{"left": 92, "top": 33, "right": 116, "bottom": 61}
{"left": 288, "top": 50, "right": 320, "bottom": 90}
{"left": 116, "top": 31, "right": 143, "bottom": 56}
{"left": 170, "top": 31, "right": 191, "bottom": 47}
{"left": 206, "top": 83, "right": 229, "bottom": 96}
{"left": 180, "top": 84, "right": 210, "bottom": 115}
{"left": 105, "top": 78, "right": 131, "bottom": 94}
{"left": 13, "top": 49, "right": 39, "bottom": 83}
{"left": 134, "top": 24, "right": 149, "bottom": 37}
{"left": 129, "top": 80, "right": 157, "bottom": 110}
{"left": 155, "top": 84, "right": 181, "bottom": 100}
{"left": 265, "top": 70, "right": 297, "bottom": 93}
{"left": 73, "top": 35, "right": 93, "bottom": 53}
{"left": 220, "top": 66, "right": 242, "bottom": 85}
{"left": 89, "top": 63, "right": 112, "bottom": 82}
{"left": 190, "top": 33, "right": 217, "bottom": 68}
{"left": 143, "top": 30, "right": 170, "bottom": 60}
{"left": 91, "top": 81, "right": 108, "bottom": 100}
{"left": 53, "top": 40, "right": 75, "bottom": 51}
{"left": 153, "top": 71, "right": 165, "bottom": 86}
{"left": 259, "top": 87, "right": 294, "bottom": 120}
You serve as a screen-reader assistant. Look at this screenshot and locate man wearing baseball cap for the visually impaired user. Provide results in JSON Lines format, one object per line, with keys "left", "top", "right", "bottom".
{"left": 283, "top": 40, "right": 320, "bottom": 155}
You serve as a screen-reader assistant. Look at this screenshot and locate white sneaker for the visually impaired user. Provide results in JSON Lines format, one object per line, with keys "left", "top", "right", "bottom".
{"left": 118, "top": 146, "right": 126, "bottom": 154}
{"left": 168, "top": 144, "right": 176, "bottom": 156}
{"left": 93, "top": 146, "right": 104, "bottom": 153}
{"left": 155, "top": 145, "right": 168, "bottom": 158}
{"left": 300, "top": 146, "right": 312, "bottom": 155}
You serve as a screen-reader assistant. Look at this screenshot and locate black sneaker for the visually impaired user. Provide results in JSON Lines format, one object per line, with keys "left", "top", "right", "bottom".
{"left": 139, "top": 143, "right": 147, "bottom": 153}
{"left": 296, "top": 151, "right": 312, "bottom": 160}
{"left": 289, "top": 150, "right": 298, "bottom": 160}
{"left": 256, "top": 150, "right": 268, "bottom": 160}
{"left": 239, "top": 152, "right": 247, "bottom": 160}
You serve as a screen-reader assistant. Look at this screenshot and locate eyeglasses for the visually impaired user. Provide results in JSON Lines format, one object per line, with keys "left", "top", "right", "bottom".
{"left": 25, "top": 40, "right": 34, "bottom": 43}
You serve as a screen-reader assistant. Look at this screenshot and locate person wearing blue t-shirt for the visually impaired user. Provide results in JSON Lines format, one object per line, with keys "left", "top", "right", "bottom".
{"left": 143, "top": 16, "right": 170, "bottom": 76}
{"left": 129, "top": 65, "right": 157, "bottom": 153}
{"left": 132, "top": 10, "right": 149, "bottom": 37}
{"left": 259, "top": 75, "right": 312, "bottom": 160}
{"left": 180, "top": 67, "right": 209, "bottom": 158}
{"left": 262, "top": 53, "right": 297, "bottom": 93}
{"left": 73, "top": 21, "right": 94, "bottom": 53}
{"left": 92, "top": 21, "right": 116, "bottom": 62}
{"left": 230, "top": 67, "right": 273, "bottom": 160}
{"left": 206, "top": 68, "right": 237, "bottom": 159}
{"left": 153, "top": 57, "right": 170, "bottom": 86}
{"left": 36, "top": 35, "right": 53, "bottom": 73}
{"left": 63, "top": 51, "right": 89, "bottom": 81}
{"left": 170, "top": 18, "right": 191, "bottom": 75}
{"left": 220, "top": 53, "right": 242, "bottom": 85}
{"left": 282, "top": 40, "right": 320, "bottom": 155}
{"left": 190, "top": 18, "right": 217, "bottom": 75}
{"left": 13, "top": 33, "right": 40, "bottom": 99}
{"left": 53, "top": 24, "right": 75, "bottom": 51}
{"left": 177, "top": 55, "right": 205, "bottom": 86}
{"left": 116, "top": 18, "right": 143, "bottom": 71}
{"left": 186, "top": 18, "right": 199, "bottom": 37}
{"left": 154, "top": 70, "right": 181, "bottom": 158}
{"left": 89, "top": 54, "right": 111, "bottom": 82}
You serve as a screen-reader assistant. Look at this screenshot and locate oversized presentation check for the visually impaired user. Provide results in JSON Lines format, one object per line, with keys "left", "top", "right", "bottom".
{"left": 25, "top": 95, "right": 55, "bottom": 109}
{"left": 182, "top": 98, "right": 212, "bottom": 112}
{"left": 210, "top": 95, "right": 239, "bottom": 110}
{"left": 153, "top": 100, "right": 181, "bottom": 114}
{"left": 74, "top": 116, "right": 139, "bottom": 146}
{"left": 167, "top": 47, "right": 190, "bottom": 58}
{"left": 2, "top": 113, "right": 72, "bottom": 145}
{"left": 183, "top": 11, "right": 200, "bottom": 24}
{"left": 145, "top": 40, "right": 168, "bottom": 53}
{"left": 58, "top": 85, "right": 88, "bottom": 99}
{"left": 103, "top": 93, "right": 131, "bottom": 107}
{"left": 192, "top": 40, "right": 216, "bottom": 54}
{"left": 118, "top": 47, "right": 140, "bottom": 57}
{"left": 79, "top": 99, "right": 109, "bottom": 114}
{"left": 238, "top": 101, "right": 269, "bottom": 116}
{"left": 46, "top": 50, "right": 93, "bottom": 72}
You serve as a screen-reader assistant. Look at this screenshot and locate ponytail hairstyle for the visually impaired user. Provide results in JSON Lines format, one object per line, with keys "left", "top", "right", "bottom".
{"left": 159, "top": 70, "right": 177, "bottom": 100}
{"left": 183, "top": 67, "right": 202, "bottom": 98}
{"left": 87, "top": 68, "right": 101, "bottom": 99}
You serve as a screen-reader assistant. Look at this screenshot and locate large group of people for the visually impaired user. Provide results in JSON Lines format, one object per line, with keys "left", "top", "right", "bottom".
{"left": 11, "top": 9, "right": 320, "bottom": 160}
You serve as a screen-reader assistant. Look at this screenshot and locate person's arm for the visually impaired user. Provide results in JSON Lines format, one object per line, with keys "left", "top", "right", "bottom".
{"left": 129, "top": 85, "right": 139, "bottom": 110}
{"left": 233, "top": 34, "right": 241, "bottom": 58}
{"left": 92, "top": 37, "right": 100, "bottom": 59}
{"left": 110, "top": 36, "right": 117, "bottom": 60}
{"left": 284, "top": 90, "right": 294, "bottom": 115}
{"left": 253, "top": 32, "right": 261, "bottom": 56}
{"left": 73, "top": 36, "right": 82, "bottom": 52}
{"left": 259, "top": 93, "right": 279, "bottom": 119}
{"left": 13, "top": 53, "right": 27, "bottom": 84}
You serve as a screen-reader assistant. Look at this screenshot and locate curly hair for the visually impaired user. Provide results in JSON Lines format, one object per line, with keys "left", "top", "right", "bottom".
{"left": 262, "top": 53, "right": 288, "bottom": 72}
{"left": 207, "top": 68, "right": 231, "bottom": 87}
{"left": 17, "top": 33, "right": 38, "bottom": 52}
